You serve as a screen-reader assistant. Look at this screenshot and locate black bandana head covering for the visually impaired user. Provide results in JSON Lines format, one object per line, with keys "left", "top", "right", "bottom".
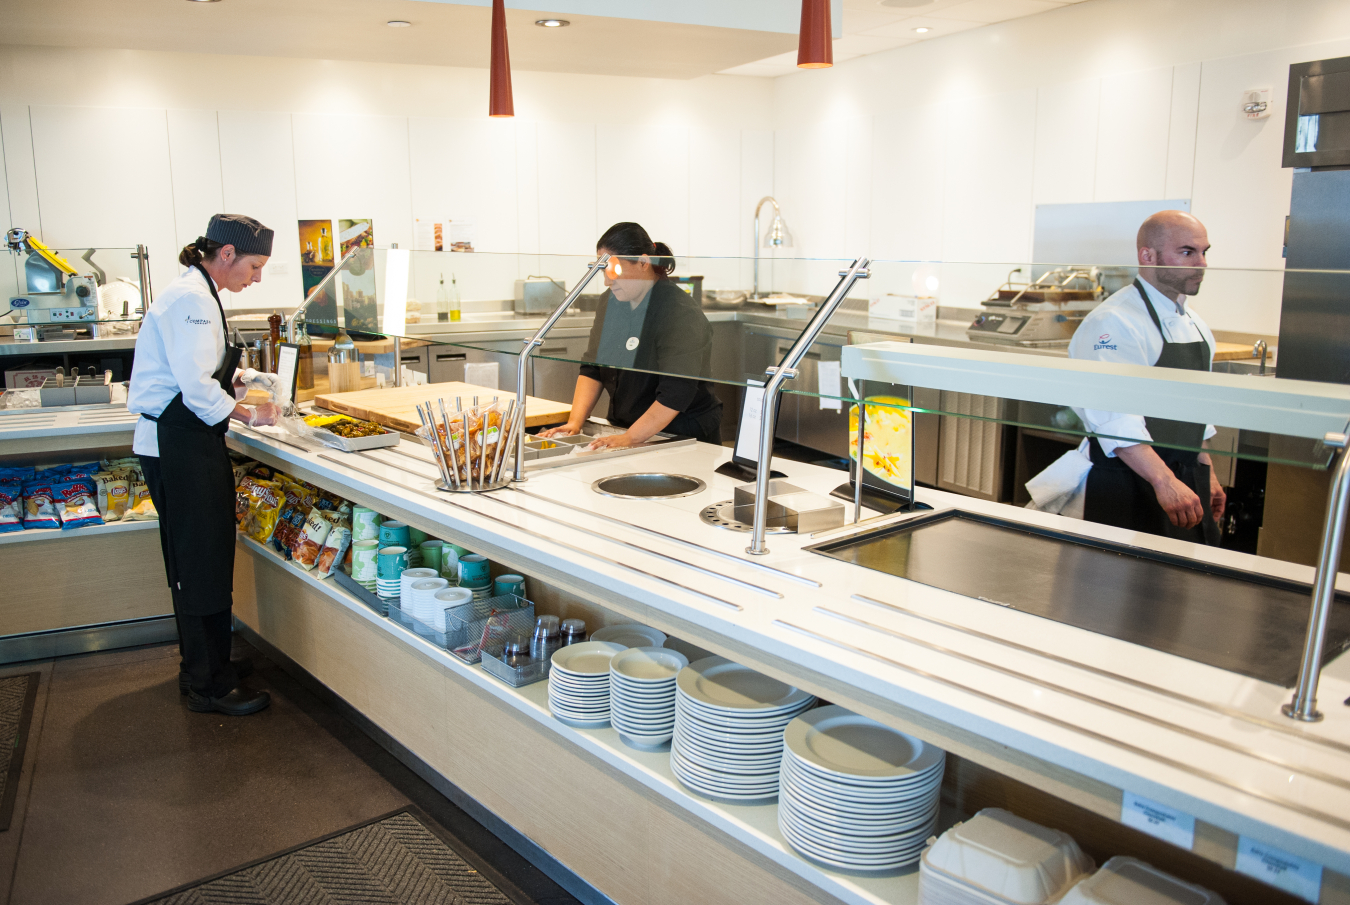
{"left": 202, "top": 213, "right": 274, "bottom": 257}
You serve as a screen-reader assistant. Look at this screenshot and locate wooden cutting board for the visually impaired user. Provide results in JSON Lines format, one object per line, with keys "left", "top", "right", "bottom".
{"left": 1214, "top": 341, "right": 1259, "bottom": 362}
{"left": 313, "top": 382, "right": 572, "bottom": 433}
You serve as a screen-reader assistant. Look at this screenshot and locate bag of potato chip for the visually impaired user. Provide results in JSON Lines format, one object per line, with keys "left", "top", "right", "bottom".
{"left": 55, "top": 479, "right": 103, "bottom": 529}
{"left": 292, "top": 509, "right": 334, "bottom": 570}
{"left": 22, "top": 480, "right": 60, "bottom": 530}
{"left": 314, "top": 524, "right": 351, "bottom": 579}
{"left": 273, "top": 480, "right": 316, "bottom": 557}
{"left": 238, "top": 477, "right": 282, "bottom": 542}
{"left": 0, "top": 480, "right": 23, "bottom": 533}
{"left": 124, "top": 482, "right": 159, "bottom": 521}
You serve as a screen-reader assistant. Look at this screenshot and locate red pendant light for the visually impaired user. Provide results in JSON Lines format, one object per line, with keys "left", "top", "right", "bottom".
{"left": 489, "top": 0, "right": 514, "bottom": 117}
{"left": 797, "top": 0, "right": 833, "bottom": 69}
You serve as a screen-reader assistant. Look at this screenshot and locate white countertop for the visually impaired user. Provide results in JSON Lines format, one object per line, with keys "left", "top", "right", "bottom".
{"left": 225, "top": 424, "right": 1350, "bottom": 877}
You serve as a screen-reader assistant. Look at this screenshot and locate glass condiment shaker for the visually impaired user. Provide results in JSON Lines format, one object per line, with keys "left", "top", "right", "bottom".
{"left": 530, "top": 615, "right": 561, "bottom": 661}
{"left": 560, "top": 619, "right": 588, "bottom": 646}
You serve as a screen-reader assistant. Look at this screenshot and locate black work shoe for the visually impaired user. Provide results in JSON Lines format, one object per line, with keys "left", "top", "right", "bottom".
{"left": 179, "top": 658, "right": 255, "bottom": 695}
{"left": 187, "top": 686, "right": 271, "bottom": 716}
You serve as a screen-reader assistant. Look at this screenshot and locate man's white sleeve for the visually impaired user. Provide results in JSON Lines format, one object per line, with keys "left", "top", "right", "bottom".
{"left": 160, "top": 298, "right": 238, "bottom": 426}
{"left": 1071, "top": 311, "right": 1152, "bottom": 458}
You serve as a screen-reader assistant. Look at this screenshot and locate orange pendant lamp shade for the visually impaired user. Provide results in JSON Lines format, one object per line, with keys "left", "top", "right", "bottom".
{"left": 797, "top": 0, "right": 833, "bottom": 69}
{"left": 489, "top": 0, "right": 514, "bottom": 117}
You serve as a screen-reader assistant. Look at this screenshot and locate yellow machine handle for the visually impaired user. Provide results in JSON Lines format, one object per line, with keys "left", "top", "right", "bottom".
{"left": 21, "top": 234, "right": 79, "bottom": 277}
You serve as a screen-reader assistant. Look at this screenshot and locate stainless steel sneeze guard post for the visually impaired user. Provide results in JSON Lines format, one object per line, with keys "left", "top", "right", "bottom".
{"left": 1285, "top": 431, "right": 1350, "bottom": 722}
{"left": 513, "top": 254, "right": 610, "bottom": 482}
{"left": 747, "top": 256, "right": 871, "bottom": 556}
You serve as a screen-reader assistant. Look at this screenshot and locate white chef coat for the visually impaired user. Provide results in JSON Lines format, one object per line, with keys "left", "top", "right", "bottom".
{"left": 128, "top": 267, "right": 240, "bottom": 457}
{"left": 1068, "top": 278, "right": 1217, "bottom": 457}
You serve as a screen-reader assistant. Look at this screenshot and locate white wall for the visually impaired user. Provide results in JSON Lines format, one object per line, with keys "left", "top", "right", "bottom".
{"left": 0, "top": 45, "right": 775, "bottom": 310}
{"left": 769, "top": 0, "right": 1350, "bottom": 336}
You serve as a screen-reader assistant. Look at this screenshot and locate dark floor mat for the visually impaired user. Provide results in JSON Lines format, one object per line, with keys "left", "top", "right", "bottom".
{"left": 0, "top": 672, "right": 39, "bottom": 832}
{"left": 131, "top": 808, "right": 513, "bottom": 905}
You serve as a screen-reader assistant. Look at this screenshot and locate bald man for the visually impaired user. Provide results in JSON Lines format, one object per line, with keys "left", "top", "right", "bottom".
{"left": 1068, "top": 210, "right": 1225, "bottom": 545}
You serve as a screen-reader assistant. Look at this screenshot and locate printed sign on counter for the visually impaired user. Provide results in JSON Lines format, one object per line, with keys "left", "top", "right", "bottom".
{"left": 1235, "top": 836, "right": 1322, "bottom": 903}
{"left": 1120, "top": 792, "right": 1195, "bottom": 849}
{"left": 818, "top": 360, "right": 842, "bottom": 411}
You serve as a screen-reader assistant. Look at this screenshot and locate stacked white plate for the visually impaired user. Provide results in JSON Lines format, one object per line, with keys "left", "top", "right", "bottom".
{"left": 591, "top": 623, "right": 667, "bottom": 648}
{"left": 395, "top": 567, "right": 438, "bottom": 606}
{"left": 670, "top": 656, "right": 816, "bottom": 801}
{"left": 609, "top": 646, "right": 688, "bottom": 749}
{"left": 408, "top": 577, "right": 450, "bottom": 631}
{"left": 779, "top": 705, "right": 945, "bottom": 872}
{"left": 548, "top": 641, "right": 626, "bottom": 728}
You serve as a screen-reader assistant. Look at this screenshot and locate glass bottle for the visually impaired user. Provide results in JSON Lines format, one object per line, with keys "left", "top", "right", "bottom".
{"left": 296, "top": 316, "right": 315, "bottom": 390}
{"left": 266, "top": 313, "right": 283, "bottom": 373}
{"left": 437, "top": 274, "right": 448, "bottom": 323}
{"left": 449, "top": 274, "right": 462, "bottom": 322}
{"left": 320, "top": 227, "right": 333, "bottom": 262}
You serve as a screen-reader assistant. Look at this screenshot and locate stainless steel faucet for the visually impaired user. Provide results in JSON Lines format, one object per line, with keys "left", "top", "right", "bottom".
{"left": 1253, "top": 339, "right": 1269, "bottom": 376}
{"left": 752, "top": 197, "right": 791, "bottom": 299}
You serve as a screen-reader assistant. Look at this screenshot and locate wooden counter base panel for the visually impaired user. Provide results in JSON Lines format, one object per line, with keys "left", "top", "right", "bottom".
{"left": 232, "top": 546, "right": 849, "bottom": 905}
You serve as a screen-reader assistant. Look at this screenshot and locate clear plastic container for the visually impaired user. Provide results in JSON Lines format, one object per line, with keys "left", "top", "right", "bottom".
{"left": 920, "top": 808, "right": 1093, "bottom": 904}
{"left": 1060, "top": 857, "right": 1224, "bottom": 905}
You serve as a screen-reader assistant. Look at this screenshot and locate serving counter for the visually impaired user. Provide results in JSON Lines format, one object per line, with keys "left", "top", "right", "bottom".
{"left": 223, "top": 420, "right": 1350, "bottom": 905}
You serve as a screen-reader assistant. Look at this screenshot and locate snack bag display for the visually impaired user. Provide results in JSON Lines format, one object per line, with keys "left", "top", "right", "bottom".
{"left": 314, "top": 525, "right": 352, "bottom": 579}
{"left": 55, "top": 479, "right": 103, "bottom": 529}
{"left": 274, "top": 480, "right": 317, "bottom": 558}
{"left": 237, "top": 477, "right": 283, "bottom": 542}
{"left": 0, "top": 481, "right": 23, "bottom": 533}
{"left": 124, "top": 482, "right": 160, "bottom": 521}
{"left": 292, "top": 509, "right": 334, "bottom": 570}
{"left": 0, "top": 466, "right": 35, "bottom": 482}
{"left": 21, "top": 480, "right": 60, "bottom": 530}
{"left": 105, "top": 479, "right": 131, "bottom": 521}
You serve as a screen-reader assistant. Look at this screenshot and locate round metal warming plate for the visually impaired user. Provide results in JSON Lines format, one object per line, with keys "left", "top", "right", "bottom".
{"left": 591, "top": 473, "right": 707, "bottom": 500}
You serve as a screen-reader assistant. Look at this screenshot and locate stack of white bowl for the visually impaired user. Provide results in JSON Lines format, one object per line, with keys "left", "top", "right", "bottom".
{"left": 670, "top": 656, "right": 815, "bottom": 801}
{"left": 608, "top": 646, "right": 688, "bottom": 749}
{"left": 548, "top": 641, "right": 626, "bottom": 727}
{"left": 408, "top": 577, "right": 450, "bottom": 632}
{"left": 398, "top": 568, "right": 439, "bottom": 609}
{"left": 778, "top": 705, "right": 945, "bottom": 871}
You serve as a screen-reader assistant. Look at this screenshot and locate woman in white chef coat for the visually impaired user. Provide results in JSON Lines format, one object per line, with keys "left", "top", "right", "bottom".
{"left": 128, "top": 214, "right": 279, "bottom": 716}
{"left": 1069, "top": 210, "right": 1226, "bottom": 545}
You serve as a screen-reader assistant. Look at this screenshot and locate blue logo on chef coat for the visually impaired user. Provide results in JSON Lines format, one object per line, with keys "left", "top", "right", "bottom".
{"left": 1093, "top": 332, "right": 1117, "bottom": 351}
{"left": 185, "top": 314, "right": 211, "bottom": 326}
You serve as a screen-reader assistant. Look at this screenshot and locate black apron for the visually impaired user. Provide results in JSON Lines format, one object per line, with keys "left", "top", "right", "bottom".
{"left": 1083, "top": 280, "right": 1221, "bottom": 546}
{"left": 140, "top": 265, "right": 244, "bottom": 616}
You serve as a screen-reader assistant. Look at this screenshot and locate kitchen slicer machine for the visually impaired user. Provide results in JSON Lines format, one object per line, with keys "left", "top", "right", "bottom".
{"left": 5, "top": 228, "right": 103, "bottom": 325}
{"left": 966, "top": 266, "right": 1107, "bottom": 346}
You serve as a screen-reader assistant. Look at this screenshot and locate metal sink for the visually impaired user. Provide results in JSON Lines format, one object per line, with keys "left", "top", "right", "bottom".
{"left": 1213, "top": 360, "right": 1276, "bottom": 377}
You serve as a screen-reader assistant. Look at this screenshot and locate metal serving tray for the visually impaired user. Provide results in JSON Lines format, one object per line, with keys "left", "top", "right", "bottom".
{"left": 806, "top": 509, "right": 1350, "bottom": 687}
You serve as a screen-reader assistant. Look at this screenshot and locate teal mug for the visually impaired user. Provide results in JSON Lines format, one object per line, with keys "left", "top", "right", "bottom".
{"left": 458, "top": 553, "right": 490, "bottom": 588}
{"left": 379, "top": 520, "right": 411, "bottom": 549}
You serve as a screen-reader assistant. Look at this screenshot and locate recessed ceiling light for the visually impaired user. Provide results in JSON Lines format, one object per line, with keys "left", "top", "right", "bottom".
{"left": 386, "top": 20, "right": 412, "bottom": 27}
{"left": 185, "top": 0, "right": 222, "bottom": 4}
{"left": 913, "top": 26, "right": 931, "bottom": 33}
{"left": 535, "top": 18, "right": 569, "bottom": 27}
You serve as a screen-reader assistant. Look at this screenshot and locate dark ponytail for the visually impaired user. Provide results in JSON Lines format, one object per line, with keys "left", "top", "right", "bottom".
{"left": 597, "top": 221, "right": 675, "bottom": 279}
{"left": 178, "top": 236, "right": 225, "bottom": 268}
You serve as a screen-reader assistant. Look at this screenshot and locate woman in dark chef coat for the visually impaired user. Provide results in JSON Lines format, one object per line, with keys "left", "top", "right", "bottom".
{"left": 127, "top": 214, "right": 279, "bottom": 716}
{"left": 539, "top": 222, "right": 722, "bottom": 448}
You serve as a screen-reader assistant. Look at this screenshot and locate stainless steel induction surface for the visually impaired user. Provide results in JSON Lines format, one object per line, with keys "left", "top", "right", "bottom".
{"left": 807, "top": 510, "right": 1350, "bottom": 687}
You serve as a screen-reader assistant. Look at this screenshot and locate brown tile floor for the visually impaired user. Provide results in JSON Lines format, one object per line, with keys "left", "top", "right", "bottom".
{"left": 0, "top": 638, "right": 580, "bottom": 905}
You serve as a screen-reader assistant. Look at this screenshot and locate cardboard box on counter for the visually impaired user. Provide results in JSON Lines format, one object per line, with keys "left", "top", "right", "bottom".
{"left": 5, "top": 363, "right": 60, "bottom": 389}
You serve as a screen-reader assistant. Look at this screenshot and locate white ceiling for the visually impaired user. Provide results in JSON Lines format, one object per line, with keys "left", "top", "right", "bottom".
{"left": 720, "top": 0, "right": 1092, "bottom": 77}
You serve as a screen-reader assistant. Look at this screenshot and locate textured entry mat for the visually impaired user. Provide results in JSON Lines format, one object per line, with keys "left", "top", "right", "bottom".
{"left": 0, "top": 672, "right": 39, "bottom": 832}
{"left": 807, "top": 510, "right": 1350, "bottom": 687}
{"left": 132, "top": 808, "right": 514, "bottom": 905}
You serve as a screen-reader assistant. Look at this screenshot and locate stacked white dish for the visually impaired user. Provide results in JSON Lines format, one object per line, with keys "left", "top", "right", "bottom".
{"left": 591, "top": 623, "right": 667, "bottom": 648}
{"left": 608, "top": 646, "right": 688, "bottom": 749}
{"left": 548, "top": 641, "right": 626, "bottom": 727}
{"left": 408, "top": 577, "right": 450, "bottom": 631}
{"left": 394, "top": 567, "right": 438, "bottom": 607}
{"left": 919, "top": 808, "right": 1093, "bottom": 905}
{"left": 778, "top": 705, "right": 945, "bottom": 871}
{"left": 1061, "top": 857, "right": 1224, "bottom": 905}
{"left": 670, "top": 656, "right": 815, "bottom": 801}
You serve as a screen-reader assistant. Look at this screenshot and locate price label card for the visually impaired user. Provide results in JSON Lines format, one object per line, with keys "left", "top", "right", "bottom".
{"left": 1120, "top": 792, "right": 1195, "bottom": 849}
{"left": 1236, "top": 836, "right": 1322, "bottom": 903}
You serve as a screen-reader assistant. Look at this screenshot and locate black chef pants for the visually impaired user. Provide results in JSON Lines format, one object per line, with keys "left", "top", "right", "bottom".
{"left": 142, "top": 454, "right": 239, "bottom": 699}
